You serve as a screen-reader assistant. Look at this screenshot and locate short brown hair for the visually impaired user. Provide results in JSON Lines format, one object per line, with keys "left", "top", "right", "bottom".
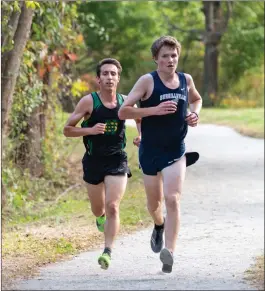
{"left": 96, "top": 58, "right": 122, "bottom": 77}
{"left": 151, "top": 36, "right": 181, "bottom": 58}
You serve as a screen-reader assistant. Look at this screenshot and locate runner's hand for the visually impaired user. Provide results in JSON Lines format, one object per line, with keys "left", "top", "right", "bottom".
{"left": 133, "top": 135, "right": 141, "bottom": 147}
{"left": 91, "top": 123, "right": 106, "bottom": 134}
{"left": 185, "top": 112, "right": 199, "bottom": 127}
{"left": 154, "top": 101, "right": 177, "bottom": 116}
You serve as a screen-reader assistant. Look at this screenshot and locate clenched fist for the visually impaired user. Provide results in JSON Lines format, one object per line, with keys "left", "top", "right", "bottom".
{"left": 133, "top": 135, "right": 141, "bottom": 147}
{"left": 154, "top": 101, "right": 177, "bottom": 116}
{"left": 91, "top": 123, "right": 106, "bottom": 135}
{"left": 185, "top": 112, "right": 199, "bottom": 127}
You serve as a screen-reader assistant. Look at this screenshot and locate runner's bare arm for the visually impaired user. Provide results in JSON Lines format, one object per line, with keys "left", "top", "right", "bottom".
{"left": 185, "top": 74, "right": 202, "bottom": 126}
{"left": 135, "top": 118, "right": 141, "bottom": 135}
{"left": 185, "top": 74, "right": 202, "bottom": 115}
{"left": 134, "top": 108, "right": 142, "bottom": 147}
{"left": 118, "top": 75, "right": 177, "bottom": 120}
{"left": 63, "top": 95, "right": 105, "bottom": 137}
{"left": 121, "top": 94, "right": 142, "bottom": 136}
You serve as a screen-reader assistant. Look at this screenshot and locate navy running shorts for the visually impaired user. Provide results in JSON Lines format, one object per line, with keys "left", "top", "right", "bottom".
{"left": 139, "top": 143, "right": 199, "bottom": 175}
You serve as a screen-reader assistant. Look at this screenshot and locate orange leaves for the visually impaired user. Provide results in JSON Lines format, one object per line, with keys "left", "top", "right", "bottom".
{"left": 63, "top": 50, "right": 77, "bottom": 62}
{"left": 37, "top": 49, "right": 77, "bottom": 79}
{"left": 38, "top": 67, "right": 46, "bottom": 79}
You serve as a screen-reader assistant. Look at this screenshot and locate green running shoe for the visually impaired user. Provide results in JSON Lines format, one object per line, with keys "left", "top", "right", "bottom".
{"left": 96, "top": 215, "right": 106, "bottom": 232}
{"left": 98, "top": 253, "right": 111, "bottom": 270}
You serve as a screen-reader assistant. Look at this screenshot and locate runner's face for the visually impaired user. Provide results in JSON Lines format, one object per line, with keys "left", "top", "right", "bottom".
{"left": 155, "top": 46, "right": 179, "bottom": 73}
{"left": 98, "top": 64, "right": 120, "bottom": 90}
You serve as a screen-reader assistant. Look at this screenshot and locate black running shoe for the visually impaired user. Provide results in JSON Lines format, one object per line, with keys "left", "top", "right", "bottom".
{"left": 160, "top": 248, "right": 174, "bottom": 273}
{"left": 150, "top": 225, "right": 164, "bottom": 253}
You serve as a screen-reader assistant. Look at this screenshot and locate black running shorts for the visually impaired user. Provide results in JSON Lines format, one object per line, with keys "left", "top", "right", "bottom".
{"left": 82, "top": 151, "right": 131, "bottom": 185}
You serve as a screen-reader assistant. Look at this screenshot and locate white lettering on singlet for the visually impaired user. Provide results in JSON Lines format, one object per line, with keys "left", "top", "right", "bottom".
{"left": 159, "top": 93, "right": 187, "bottom": 102}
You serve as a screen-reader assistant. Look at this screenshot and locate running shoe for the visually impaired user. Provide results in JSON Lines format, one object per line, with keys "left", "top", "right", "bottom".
{"left": 150, "top": 223, "right": 164, "bottom": 253}
{"left": 96, "top": 215, "right": 106, "bottom": 232}
{"left": 160, "top": 248, "right": 174, "bottom": 273}
{"left": 98, "top": 253, "right": 111, "bottom": 270}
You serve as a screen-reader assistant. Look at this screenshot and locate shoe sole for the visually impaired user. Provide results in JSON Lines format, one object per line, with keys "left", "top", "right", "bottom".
{"left": 160, "top": 248, "right": 173, "bottom": 273}
{"left": 98, "top": 257, "right": 110, "bottom": 270}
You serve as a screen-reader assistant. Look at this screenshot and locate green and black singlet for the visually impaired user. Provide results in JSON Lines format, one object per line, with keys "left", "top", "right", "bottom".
{"left": 81, "top": 92, "right": 126, "bottom": 157}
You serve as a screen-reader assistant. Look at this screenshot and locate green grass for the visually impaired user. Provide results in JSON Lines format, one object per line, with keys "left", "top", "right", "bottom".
{"left": 199, "top": 108, "right": 264, "bottom": 138}
{"left": 5, "top": 199, "right": 90, "bottom": 226}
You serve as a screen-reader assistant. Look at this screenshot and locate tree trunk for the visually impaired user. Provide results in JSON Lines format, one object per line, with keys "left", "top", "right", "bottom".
{"left": 203, "top": 37, "right": 219, "bottom": 106}
{"left": 202, "top": 1, "right": 232, "bottom": 106}
{"left": 39, "top": 70, "right": 50, "bottom": 139}
{"left": 27, "top": 107, "right": 44, "bottom": 177}
{"left": 1, "top": 2, "right": 23, "bottom": 73}
{"left": 14, "top": 107, "right": 44, "bottom": 177}
{"left": 202, "top": 1, "right": 221, "bottom": 106}
{"left": 1, "top": 2, "right": 34, "bottom": 136}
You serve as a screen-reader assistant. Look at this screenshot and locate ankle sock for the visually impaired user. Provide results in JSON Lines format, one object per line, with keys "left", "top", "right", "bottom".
{"left": 155, "top": 222, "right": 164, "bottom": 230}
{"left": 103, "top": 247, "right": 111, "bottom": 257}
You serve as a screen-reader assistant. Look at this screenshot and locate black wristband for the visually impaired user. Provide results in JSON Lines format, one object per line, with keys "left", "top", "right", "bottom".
{"left": 192, "top": 112, "right": 199, "bottom": 119}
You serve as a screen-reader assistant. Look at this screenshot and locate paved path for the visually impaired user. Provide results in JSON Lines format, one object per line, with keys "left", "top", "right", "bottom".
{"left": 12, "top": 123, "right": 264, "bottom": 290}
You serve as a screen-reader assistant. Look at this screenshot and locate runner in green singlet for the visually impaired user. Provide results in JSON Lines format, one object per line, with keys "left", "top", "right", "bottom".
{"left": 64, "top": 58, "right": 140, "bottom": 270}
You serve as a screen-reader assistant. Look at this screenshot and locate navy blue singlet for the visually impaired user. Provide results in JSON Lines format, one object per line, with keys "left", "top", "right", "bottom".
{"left": 139, "top": 71, "right": 189, "bottom": 175}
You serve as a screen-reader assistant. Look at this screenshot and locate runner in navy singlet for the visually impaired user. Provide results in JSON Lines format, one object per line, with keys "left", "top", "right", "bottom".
{"left": 118, "top": 36, "right": 202, "bottom": 273}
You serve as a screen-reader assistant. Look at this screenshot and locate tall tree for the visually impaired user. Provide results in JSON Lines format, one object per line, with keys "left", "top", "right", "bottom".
{"left": 202, "top": 1, "right": 232, "bottom": 105}
{"left": 1, "top": 2, "right": 34, "bottom": 135}
{"left": 9, "top": 2, "right": 83, "bottom": 177}
{"left": 1, "top": 1, "right": 36, "bottom": 208}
